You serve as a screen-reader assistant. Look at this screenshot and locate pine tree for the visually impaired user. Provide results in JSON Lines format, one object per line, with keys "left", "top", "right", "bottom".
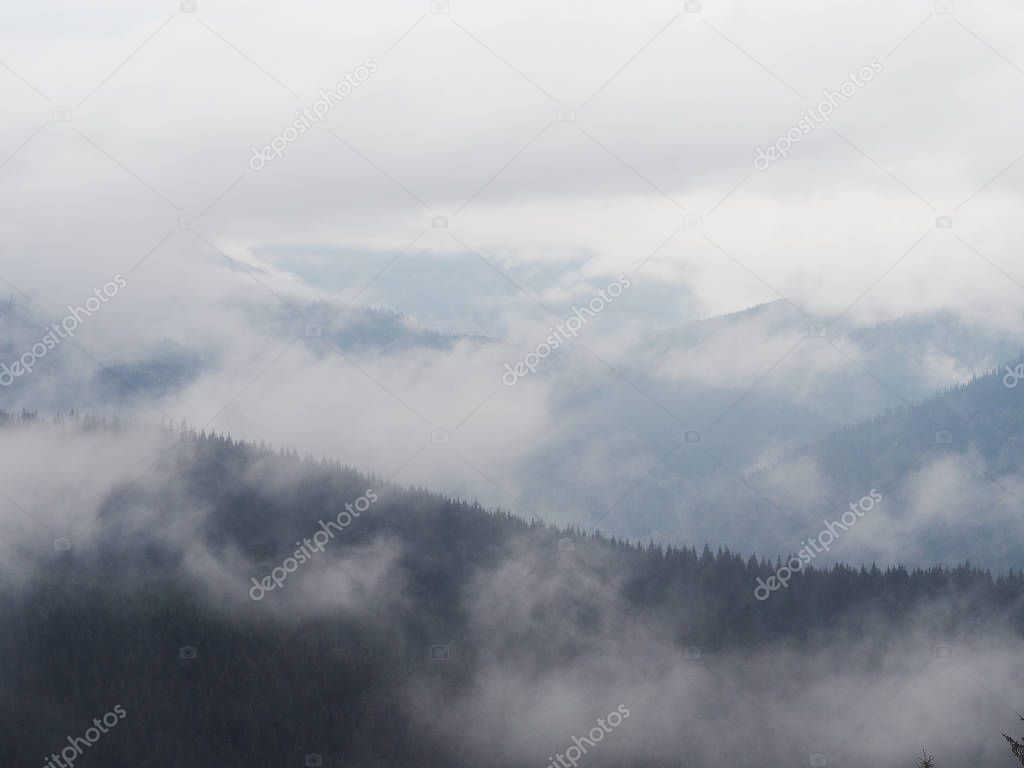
{"left": 1004, "top": 715, "right": 1024, "bottom": 766}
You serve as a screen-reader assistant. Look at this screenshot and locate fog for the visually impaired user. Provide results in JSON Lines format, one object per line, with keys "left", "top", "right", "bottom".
{"left": 3, "top": 1, "right": 1024, "bottom": 763}
{"left": 0, "top": 418, "right": 1020, "bottom": 766}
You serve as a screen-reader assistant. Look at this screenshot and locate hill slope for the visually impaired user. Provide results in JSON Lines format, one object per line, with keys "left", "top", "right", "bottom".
{"left": 0, "top": 415, "right": 1022, "bottom": 766}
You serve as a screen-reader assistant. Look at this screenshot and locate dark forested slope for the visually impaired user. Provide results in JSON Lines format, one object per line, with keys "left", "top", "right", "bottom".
{"left": 0, "top": 414, "right": 1021, "bottom": 767}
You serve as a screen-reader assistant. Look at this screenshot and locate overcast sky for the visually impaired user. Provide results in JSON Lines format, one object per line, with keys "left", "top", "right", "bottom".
{"left": 2, "top": 0, "right": 1023, "bottom": 321}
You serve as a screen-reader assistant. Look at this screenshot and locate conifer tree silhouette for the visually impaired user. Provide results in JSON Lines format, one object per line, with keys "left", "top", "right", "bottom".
{"left": 1004, "top": 715, "right": 1024, "bottom": 766}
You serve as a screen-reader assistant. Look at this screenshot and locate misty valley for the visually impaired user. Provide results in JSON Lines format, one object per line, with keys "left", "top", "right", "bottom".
{"left": 4, "top": 0, "right": 1024, "bottom": 764}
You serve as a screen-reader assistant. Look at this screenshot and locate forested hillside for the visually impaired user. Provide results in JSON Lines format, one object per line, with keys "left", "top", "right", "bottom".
{"left": 0, "top": 414, "right": 1021, "bottom": 766}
